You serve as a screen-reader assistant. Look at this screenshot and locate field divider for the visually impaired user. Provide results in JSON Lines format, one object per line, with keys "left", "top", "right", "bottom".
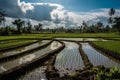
{"left": 89, "top": 42, "right": 120, "bottom": 62}
{"left": 45, "top": 40, "right": 65, "bottom": 79}
{"left": 0, "top": 40, "right": 52, "bottom": 63}
{"left": 78, "top": 42, "right": 93, "bottom": 69}
{"left": 102, "top": 37, "right": 120, "bottom": 41}
{"left": 0, "top": 40, "right": 65, "bottom": 80}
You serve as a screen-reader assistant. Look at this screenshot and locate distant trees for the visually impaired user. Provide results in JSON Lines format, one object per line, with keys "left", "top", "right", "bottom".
{"left": 108, "top": 8, "right": 115, "bottom": 24}
{"left": 82, "top": 21, "right": 88, "bottom": 33}
{"left": 27, "top": 21, "right": 32, "bottom": 33}
{"left": 0, "top": 9, "right": 5, "bottom": 27}
{"left": 34, "top": 23, "right": 42, "bottom": 33}
{"left": 113, "top": 17, "right": 120, "bottom": 33}
{"left": 12, "top": 19, "right": 25, "bottom": 34}
{"left": 108, "top": 8, "right": 120, "bottom": 34}
{"left": 1, "top": 8, "right": 120, "bottom": 35}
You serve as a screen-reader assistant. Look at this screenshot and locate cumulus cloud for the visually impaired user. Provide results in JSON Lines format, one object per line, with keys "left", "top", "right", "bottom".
{"left": 18, "top": 0, "right": 34, "bottom": 13}
{"left": 0, "top": 0, "right": 120, "bottom": 28}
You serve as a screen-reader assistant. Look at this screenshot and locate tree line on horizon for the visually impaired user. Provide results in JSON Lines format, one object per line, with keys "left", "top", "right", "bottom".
{"left": 0, "top": 8, "right": 120, "bottom": 35}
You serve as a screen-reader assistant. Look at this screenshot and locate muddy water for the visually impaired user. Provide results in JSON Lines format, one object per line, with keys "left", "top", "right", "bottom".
{"left": 0, "top": 41, "right": 44, "bottom": 58}
{"left": 81, "top": 43, "right": 120, "bottom": 68}
{"left": 0, "top": 41, "right": 61, "bottom": 73}
{"left": 54, "top": 41, "right": 84, "bottom": 77}
{"left": 56, "top": 38, "right": 108, "bottom": 41}
{"left": 17, "top": 41, "right": 62, "bottom": 80}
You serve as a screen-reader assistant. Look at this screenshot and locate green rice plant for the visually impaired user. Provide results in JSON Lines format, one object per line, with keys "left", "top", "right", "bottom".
{"left": 0, "top": 40, "right": 34, "bottom": 49}
{"left": 0, "top": 33, "right": 120, "bottom": 41}
{"left": 93, "top": 41, "right": 120, "bottom": 55}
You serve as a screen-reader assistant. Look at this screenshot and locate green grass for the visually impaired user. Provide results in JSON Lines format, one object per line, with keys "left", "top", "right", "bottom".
{"left": 92, "top": 41, "right": 120, "bottom": 55}
{"left": 0, "top": 33, "right": 120, "bottom": 41}
{"left": 108, "top": 38, "right": 120, "bottom": 40}
{"left": 0, "top": 40, "right": 34, "bottom": 49}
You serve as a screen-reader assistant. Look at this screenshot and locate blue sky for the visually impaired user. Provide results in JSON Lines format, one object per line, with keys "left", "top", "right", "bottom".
{"left": 21, "top": 0, "right": 120, "bottom": 11}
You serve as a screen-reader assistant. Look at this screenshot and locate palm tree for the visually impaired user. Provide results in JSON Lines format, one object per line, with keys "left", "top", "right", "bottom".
{"left": 27, "top": 21, "right": 32, "bottom": 33}
{"left": 108, "top": 8, "right": 115, "bottom": 24}
{"left": 113, "top": 17, "right": 120, "bottom": 34}
{"left": 96, "top": 21, "right": 103, "bottom": 32}
{"left": 38, "top": 23, "right": 42, "bottom": 33}
{"left": 12, "top": 19, "right": 24, "bottom": 34}
{"left": 34, "top": 23, "right": 43, "bottom": 33}
{"left": 0, "top": 9, "right": 5, "bottom": 27}
{"left": 82, "top": 21, "right": 88, "bottom": 33}
{"left": 109, "top": 8, "right": 115, "bottom": 17}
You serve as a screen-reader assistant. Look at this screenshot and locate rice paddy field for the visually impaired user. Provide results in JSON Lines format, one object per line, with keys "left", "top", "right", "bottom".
{"left": 0, "top": 40, "right": 35, "bottom": 49}
{"left": 55, "top": 41, "right": 84, "bottom": 77}
{"left": 81, "top": 43, "right": 120, "bottom": 68}
{"left": 92, "top": 41, "right": 120, "bottom": 55}
{"left": 0, "top": 41, "right": 61, "bottom": 73}
{"left": 0, "top": 40, "right": 45, "bottom": 59}
{"left": 0, "top": 33, "right": 120, "bottom": 79}
{"left": 0, "top": 33, "right": 120, "bottom": 41}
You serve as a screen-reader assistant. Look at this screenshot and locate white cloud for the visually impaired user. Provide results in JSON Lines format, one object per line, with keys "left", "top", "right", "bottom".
{"left": 1, "top": 0, "right": 120, "bottom": 28}
{"left": 18, "top": 0, "right": 34, "bottom": 13}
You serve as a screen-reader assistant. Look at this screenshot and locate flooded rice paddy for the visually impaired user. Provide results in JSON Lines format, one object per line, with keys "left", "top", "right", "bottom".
{"left": 17, "top": 41, "right": 62, "bottom": 80}
{"left": 54, "top": 41, "right": 84, "bottom": 77}
{"left": 0, "top": 41, "right": 61, "bottom": 73}
{"left": 56, "top": 38, "right": 108, "bottom": 41}
{"left": 0, "top": 38, "right": 120, "bottom": 79}
{"left": 18, "top": 66, "right": 47, "bottom": 80}
{"left": 81, "top": 43, "right": 120, "bottom": 68}
{"left": 0, "top": 40, "right": 48, "bottom": 58}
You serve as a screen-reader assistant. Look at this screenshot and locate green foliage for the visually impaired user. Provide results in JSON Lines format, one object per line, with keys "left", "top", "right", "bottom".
{"left": 91, "top": 66, "right": 120, "bottom": 80}
{"left": 113, "top": 17, "right": 120, "bottom": 33}
{"left": 34, "top": 23, "right": 42, "bottom": 33}
{"left": 27, "top": 21, "right": 32, "bottom": 33}
{"left": 12, "top": 19, "right": 25, "bottom": 34}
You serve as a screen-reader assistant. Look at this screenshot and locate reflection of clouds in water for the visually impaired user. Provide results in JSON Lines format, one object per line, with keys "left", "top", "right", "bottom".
{"left": 56, "top": 38, "right": 108, "bottom": 41}
{"left": 64, "top": 42, "right": 78, "bottom": 49}
{"left": 0, "top": 66, "right": 6, "bottom": 73}
{"left": 50, "top": 41, "right": 61, "bottom": 50}
{"left": 81, "top": 43, "right": 91, "bottom": 49}
{"left": 19, "top": 54, "right": 36, "bottom": 64}
{"left": 56, "top": 52, "right": 64, "bottom": 60}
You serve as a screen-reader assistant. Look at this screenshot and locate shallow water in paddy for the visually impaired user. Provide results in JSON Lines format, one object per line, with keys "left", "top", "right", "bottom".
{"left": 81, "top": 43, "right": 120, "bottom": 68}
{"left": 0, "top": 41, "right": 61, "bottom": 73}
{"left": 54, "top": 41, "right": 84, "bottom": 77}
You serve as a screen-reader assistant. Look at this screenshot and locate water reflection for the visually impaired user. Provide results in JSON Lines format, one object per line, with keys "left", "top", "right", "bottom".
{"left": 18, "top": 66, "right": 47, "bottom": 80}
{"left": 81, "top": 43, "right": 120, "bottom": 69}
{"left": 50, "top": 41, "right": 61, "bottom": 50}
{"left": 0, "top": 41, "right": 45, "bottom": 59}
{"left": 56, "top": 38, "right": 108, "bottom": 41}
{"left": 0, "top": 41, "right": 61, "bottom": 73}
{"left": 55, "top": 41, "right": 84, "bottom": 77}
{"left": 19, "top": 54, "right": 36, "bottom": 64}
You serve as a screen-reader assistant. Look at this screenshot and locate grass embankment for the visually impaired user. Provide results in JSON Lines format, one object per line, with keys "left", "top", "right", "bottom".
{"left": 0, "top": 40, "right": 34, "bottom": 49}
{"left": 0, "top": 33, "right": 120, "bottom": 41}
{"left": 92, "top": 41, "right": 120, "bottom": 55}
